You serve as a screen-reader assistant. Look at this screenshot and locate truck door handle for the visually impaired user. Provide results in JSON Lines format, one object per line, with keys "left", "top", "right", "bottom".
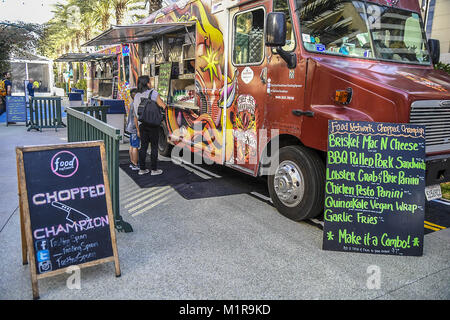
{"left": 260, "top": 67, "right": 267, "bottom": 84}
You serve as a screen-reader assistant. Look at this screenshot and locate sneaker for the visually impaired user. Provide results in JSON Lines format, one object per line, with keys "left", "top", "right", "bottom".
{"left": 129, "top": 164, "right": 139, "bottom": 171}
{"left": 138, "top": 169, "right": 150, "bottom": 175}
{"left": 151, "top": 169, "right": 163, "bottom": 176}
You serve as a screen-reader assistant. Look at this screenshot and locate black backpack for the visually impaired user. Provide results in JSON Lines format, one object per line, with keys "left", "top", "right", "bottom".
{"left": 137, "top": 90, "right": 162, "bottom": 126}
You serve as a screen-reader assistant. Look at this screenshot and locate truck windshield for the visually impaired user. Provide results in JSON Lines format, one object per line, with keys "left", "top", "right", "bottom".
{"left": 296, "top": 0, "right": 431, "bottom": 65}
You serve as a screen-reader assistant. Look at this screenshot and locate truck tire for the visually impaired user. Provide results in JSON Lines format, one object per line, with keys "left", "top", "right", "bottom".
{"left": 158, "top": 125, "right": 172, "bottom": 157}
{"left": 267, "top": 145, "right": 325, "bottom": 221}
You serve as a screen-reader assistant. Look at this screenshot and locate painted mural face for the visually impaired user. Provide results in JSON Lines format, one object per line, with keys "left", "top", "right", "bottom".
{"left": 234, "top": 94, "right": 257, "bottom": 164}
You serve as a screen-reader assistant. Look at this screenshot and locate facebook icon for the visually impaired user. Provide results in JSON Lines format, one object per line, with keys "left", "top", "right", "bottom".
{"left": 35, "top": 240, "right": 48, "bottom": 251}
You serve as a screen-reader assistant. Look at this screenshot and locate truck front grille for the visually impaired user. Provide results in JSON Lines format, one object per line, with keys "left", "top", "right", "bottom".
{"left": 410, "top": 100, "right": 450, "bottom": 153}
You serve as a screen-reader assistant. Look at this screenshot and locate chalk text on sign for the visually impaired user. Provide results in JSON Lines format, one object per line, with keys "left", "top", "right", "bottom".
{"left": 33, "top": 215, "right": 109, "bottom": 240}
{"left": 32, "top": 184, "right": 105, "bottom": 206}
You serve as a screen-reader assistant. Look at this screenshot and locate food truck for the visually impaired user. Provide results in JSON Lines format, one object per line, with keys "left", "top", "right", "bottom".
{"left": 56, "top": 46, "right": 140, "bottom": 136}
{"left": 83, "top": 0, "right": 450, "bottom": 222}
{"left": 56, "top": 45, "right": 139, "bottom": 110}
{"left": 89, "top": 43, "right": 141, "bottom": 111}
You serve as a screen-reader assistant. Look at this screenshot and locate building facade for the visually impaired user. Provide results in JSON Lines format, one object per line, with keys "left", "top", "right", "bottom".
{"left": 422, "top": 0, "right": 450, "bottom": 63}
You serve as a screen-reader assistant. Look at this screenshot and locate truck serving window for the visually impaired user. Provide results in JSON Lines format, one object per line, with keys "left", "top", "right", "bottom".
{"left": 233, "top": 8, "right": 265, "bottom": 65}
{"left": 296, "top": 0, "right": 430, "bottom": 65}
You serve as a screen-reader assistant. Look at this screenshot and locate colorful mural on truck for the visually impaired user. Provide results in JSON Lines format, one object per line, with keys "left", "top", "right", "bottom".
{"left": 141, "top": 0, "right": 240, "bottom": 163}
{"left": 91, "top": 0, "right": 259, "bottom": 164}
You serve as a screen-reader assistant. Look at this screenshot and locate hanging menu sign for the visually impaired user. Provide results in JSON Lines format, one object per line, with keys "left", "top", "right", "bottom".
{"left": 158, "top": 62, "right": 172, "bottom": 103}
{"left": 16, "top": 141, "right": 121, "bottom": 299}
{"left": 322, "top": 120, "right": 426, "bottom": 256}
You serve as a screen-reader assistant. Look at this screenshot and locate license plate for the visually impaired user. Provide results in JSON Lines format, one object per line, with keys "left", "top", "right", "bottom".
{"left": 425, "top": 184, "right": 442, "bottom": 201}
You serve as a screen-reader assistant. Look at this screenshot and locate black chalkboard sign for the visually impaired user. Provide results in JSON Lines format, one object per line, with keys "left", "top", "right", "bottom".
{"left": 6, "top": 96, "right": 27, "bottom": 124}
{"left": 322, "top": 120, "right": 426, "bottom": 256}
{"left": 16, "top": 141, "right": 120, "bottom": 299}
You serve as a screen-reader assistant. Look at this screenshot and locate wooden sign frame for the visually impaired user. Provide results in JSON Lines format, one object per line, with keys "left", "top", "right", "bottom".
{"left": 322, "top": 120, "right": 426, "bottom": 256}
{"left": 16, "top": 141, "right": 121, "bottom": 300}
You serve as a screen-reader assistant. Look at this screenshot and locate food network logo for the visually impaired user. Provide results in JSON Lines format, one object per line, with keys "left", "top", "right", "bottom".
{"left": 51, "top": 151, "right": 79, "bottom": 178}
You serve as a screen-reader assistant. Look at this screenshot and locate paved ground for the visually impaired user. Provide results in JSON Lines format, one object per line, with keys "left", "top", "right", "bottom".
{"left": 0, "top": 122, "right": 449, "bottom": 300}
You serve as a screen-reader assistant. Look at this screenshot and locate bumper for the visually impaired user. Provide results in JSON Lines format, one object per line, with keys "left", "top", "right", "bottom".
{"left": 426, "top": 154, "right": 450, "bottom": 186}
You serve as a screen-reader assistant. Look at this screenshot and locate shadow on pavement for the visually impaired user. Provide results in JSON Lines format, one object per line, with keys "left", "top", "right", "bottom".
{"left": 119, "top": 150, "right": 261, "bottom": 200}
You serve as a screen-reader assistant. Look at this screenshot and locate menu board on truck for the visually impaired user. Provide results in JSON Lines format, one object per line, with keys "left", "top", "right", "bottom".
{"left": 157, "top": 62, "right": 172, "bottom": 103}
{"left": 16, "top": 141, "right": 121, "bottom": 299}
{"left": 322, "top": 120, "right": 426, "bottom": 256}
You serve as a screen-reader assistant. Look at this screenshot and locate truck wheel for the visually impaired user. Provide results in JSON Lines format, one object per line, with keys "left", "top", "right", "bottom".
{"left": 267, "top": 145, "right": 325, "bottom": 221}
{"left": 158, "top": 125, "right": 172, "bottom": 157}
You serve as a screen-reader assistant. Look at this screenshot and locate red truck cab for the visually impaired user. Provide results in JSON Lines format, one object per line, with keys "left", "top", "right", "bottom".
{"left": 260, "top": 0, "right": 450, "bottom": 220}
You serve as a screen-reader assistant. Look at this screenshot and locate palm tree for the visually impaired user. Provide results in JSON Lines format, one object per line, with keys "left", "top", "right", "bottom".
{"left": 112, "top": 0, "right": 142, "bottom": 25}
{"left": 81, "top": 9, "right": 97, "bottom": 42}
{"left": 93, "top": 0, "right": 113, "bottom": 31}
{"left": 41, "top": 0, "right": 148, "bottom": 60}
{"left": 145, "top": 0, "right": 163, "bottom": 14}
{"left": 45, "top": 2, "right": 72, "bottom": 55}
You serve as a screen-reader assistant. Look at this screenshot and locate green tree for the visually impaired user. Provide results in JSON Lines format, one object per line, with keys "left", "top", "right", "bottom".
{"left": 145, "top": 0, "right": 163, "bottom": 14}
{"left": 38, "top": 0, "right": 150, "bottom": 61}
{"left": 0, "top": 21, "right": 44, "bottom": 73}
{"left": 93, "top": 0, "right": 114, "bottom": 31}
{"left": 112, "top": 0, "right": 142, "bottom": 25}
{"left": 435, "top": 62, "right": 450, "bottom": 75}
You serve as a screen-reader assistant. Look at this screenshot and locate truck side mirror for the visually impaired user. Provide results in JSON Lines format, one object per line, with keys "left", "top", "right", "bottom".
{"left": 265, "top": 12, "right": 286, "bottom": 47}
{"left": 428, "top": 39, "right": 440, "bottom": 65}
{"left": 265, "top": 12, "right": 297, "bottom": 69}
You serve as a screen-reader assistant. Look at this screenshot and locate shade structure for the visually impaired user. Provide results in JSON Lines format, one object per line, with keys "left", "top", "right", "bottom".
{"left": 82, "top": 22, "right": 196, "bottom": 47}
{"left": 54, "top": 53, "right": 117, "bottom": 63}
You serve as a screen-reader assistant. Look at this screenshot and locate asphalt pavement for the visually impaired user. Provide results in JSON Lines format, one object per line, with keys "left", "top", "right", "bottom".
{"left": 0, "top": 122, "right": 449, "bottom": 300}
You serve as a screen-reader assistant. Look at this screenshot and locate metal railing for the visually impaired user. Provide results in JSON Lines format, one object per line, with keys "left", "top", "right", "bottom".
{"left": 66, "top": 106, "right": 133, "bottom": 233}
{"left": 28, "top": 97, "right": 66, "bottom": 131}
{"left": 69, "top": 105, "right": 110, "bottom": 123}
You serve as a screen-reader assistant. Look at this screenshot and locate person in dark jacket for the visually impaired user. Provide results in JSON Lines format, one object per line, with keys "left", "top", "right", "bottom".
{"left": 133, "top": 75, "right": 167, "bottom": 176}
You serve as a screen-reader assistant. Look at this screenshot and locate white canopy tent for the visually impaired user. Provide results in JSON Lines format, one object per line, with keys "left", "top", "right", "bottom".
{"left": 9, "top": 51, "right": 54, "bottom": 96}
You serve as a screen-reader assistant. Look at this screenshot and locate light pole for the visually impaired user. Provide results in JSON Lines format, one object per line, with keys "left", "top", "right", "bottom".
{"left": 421, "top": 0, "right": 430, "bottom": 38}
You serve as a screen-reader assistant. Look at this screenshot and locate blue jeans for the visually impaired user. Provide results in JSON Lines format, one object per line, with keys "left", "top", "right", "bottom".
{"left": 130, "top": 133, "right": 140, "bottom": 148}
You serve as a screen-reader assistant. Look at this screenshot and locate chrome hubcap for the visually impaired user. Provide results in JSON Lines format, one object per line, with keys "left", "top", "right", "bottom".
{"left": 274, "top": 160, "right": 305, "bottom": 207}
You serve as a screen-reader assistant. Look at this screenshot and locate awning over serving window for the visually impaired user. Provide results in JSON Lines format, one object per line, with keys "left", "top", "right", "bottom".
{"left": 54, "top": 53, "right": 116, "bottom": 62}
{"left": 82, "top": 22, "right": 196, "bottom": 47}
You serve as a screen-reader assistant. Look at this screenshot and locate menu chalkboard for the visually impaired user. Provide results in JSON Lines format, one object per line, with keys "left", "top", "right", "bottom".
{"left": 158, "top": 62, "right": 172, "bottom": 103}
{"left": 322, "top": 120, "right": 426, "bottom": 256}
{"left": 6, "top": 96, "right": 27, "bottom": 124}
{"left": 16, "top": 141, "right": 120, "bottom": 299}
